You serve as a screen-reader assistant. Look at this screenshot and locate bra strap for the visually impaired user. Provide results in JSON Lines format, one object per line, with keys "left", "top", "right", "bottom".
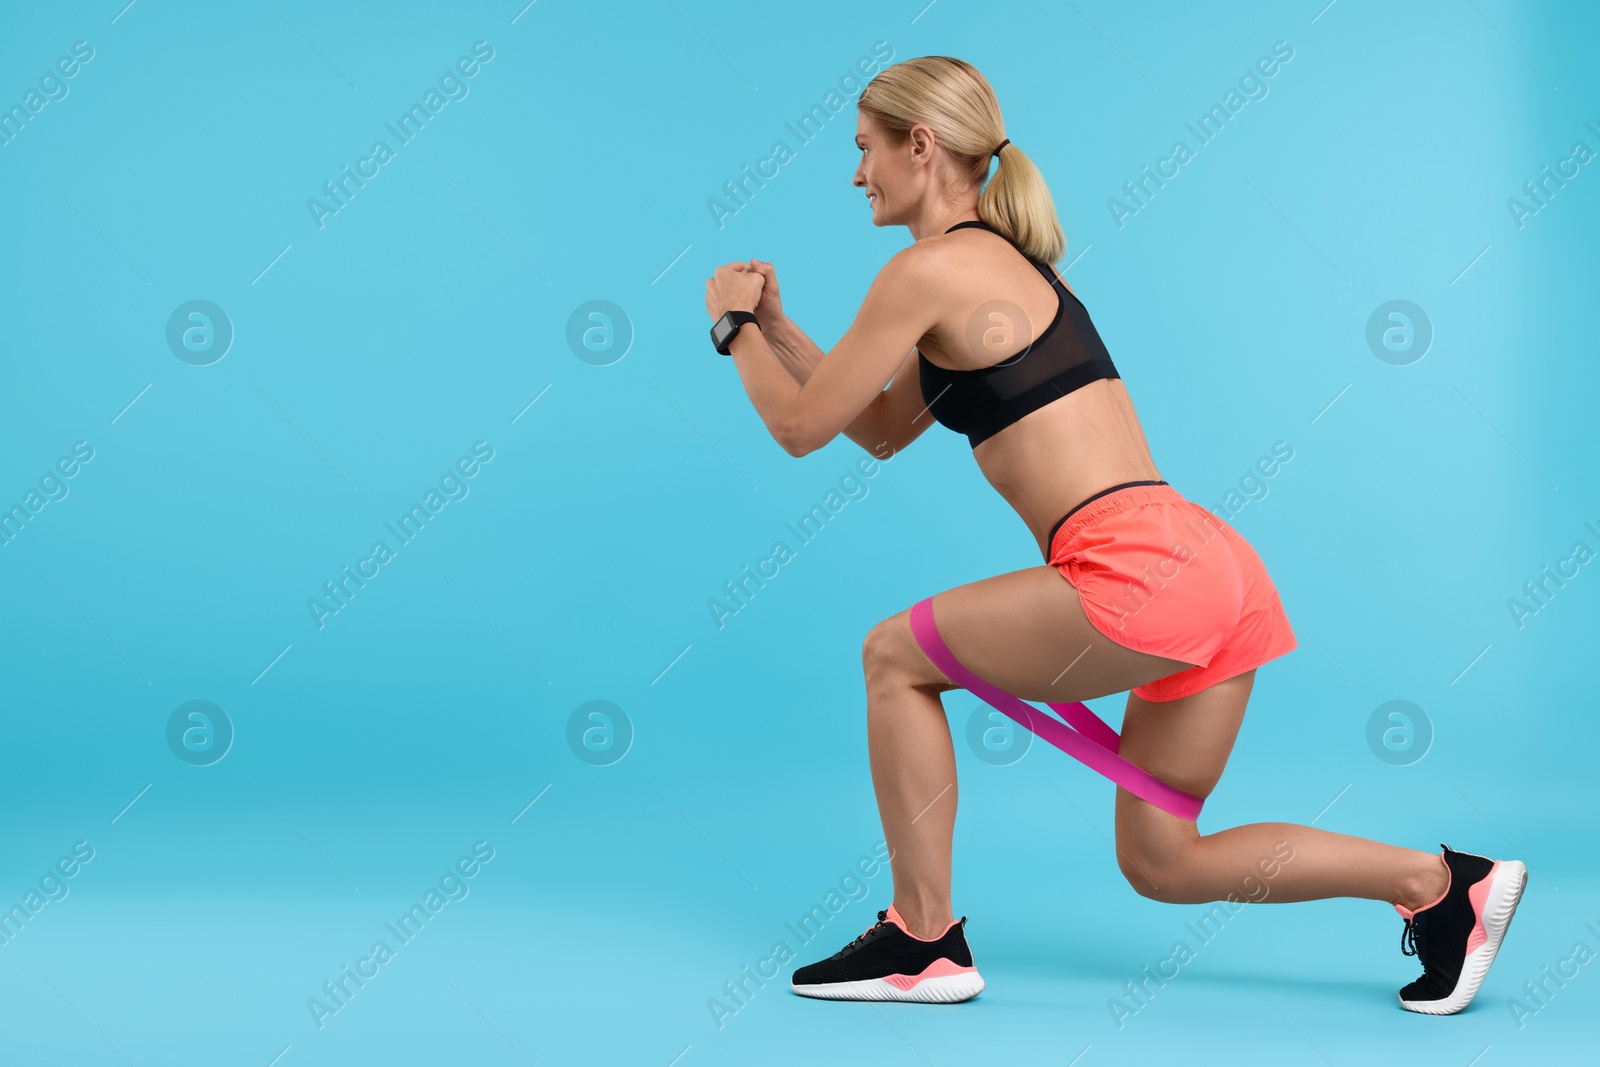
{"left": 943, "top": 220, "right": 1060, "bottom": 287}
{"left": 909, "top": 597, "right": 1206, "bottom": 821}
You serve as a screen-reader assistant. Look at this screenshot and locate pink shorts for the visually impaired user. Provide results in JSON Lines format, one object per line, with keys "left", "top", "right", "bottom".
{"left": 1046, "top": 482, "right": 1297, "bottom": 702}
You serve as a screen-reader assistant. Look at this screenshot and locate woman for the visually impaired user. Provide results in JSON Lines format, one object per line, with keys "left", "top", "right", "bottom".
{"left": 703, "top": 56, "right": 1525, "bottom": 1013}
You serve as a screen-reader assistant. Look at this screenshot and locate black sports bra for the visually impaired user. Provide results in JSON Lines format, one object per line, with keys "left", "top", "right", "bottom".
{"left": 918, "top": 220, "right": 1121, "bottom": 448}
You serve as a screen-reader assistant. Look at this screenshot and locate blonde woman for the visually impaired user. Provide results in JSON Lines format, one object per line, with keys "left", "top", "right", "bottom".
{"left": 703, "top": 56, "right": 1525, "bottom": 1011}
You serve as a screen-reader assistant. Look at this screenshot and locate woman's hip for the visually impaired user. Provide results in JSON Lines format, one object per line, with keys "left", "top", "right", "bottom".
{"left": 1047, "top": 482, "right": 1285, "bottom": 670}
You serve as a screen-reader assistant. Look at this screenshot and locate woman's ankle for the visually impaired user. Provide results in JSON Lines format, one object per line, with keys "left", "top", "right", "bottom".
{"left": 890, "top": 898, "right": 956, "bottom": 941}
{"left": 1395, "top": 850, "right": 1450, "bottom": 914}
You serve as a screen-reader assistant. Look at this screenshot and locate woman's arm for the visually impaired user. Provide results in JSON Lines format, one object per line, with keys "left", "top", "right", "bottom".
{"left": 706, "top": 262, "right": 808, "bottom": 452}
{"left": 760, "top": 315, "right": 916, "bottom": 457}
{"left": 717, "top": 249, "right": 939, "bottom": 457}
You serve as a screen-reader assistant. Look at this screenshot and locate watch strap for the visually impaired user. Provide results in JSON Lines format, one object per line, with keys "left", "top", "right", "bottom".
{"left": 713, "top": 310, "right": 760, "bottom": 355}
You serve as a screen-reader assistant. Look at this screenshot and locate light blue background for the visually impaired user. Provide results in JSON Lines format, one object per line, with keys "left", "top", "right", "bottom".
{"left": 1, "top": 0, "right": 1596, "bottom": 1063}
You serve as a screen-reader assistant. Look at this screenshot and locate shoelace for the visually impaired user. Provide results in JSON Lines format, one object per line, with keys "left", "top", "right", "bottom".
{"left": 841, "top": 909, "right": 890, "bottom": 954}
{"left": 1400, "top": 914, "right": 1423, "bottom": 959}
{"left": 1403, "top": 844, "right": 1456, "bottom": 964}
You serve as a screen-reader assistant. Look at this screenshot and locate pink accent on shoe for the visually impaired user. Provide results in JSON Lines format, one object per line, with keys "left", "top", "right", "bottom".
{"left": 885, "top": 903, "right": 959, "bottom": 941}
{"left": 1466, "top": 862, "right": 1498, "bottom": 955}
{"left": 1394, "top": 852, "right": 1453, "bottom": 920}
{"left": 882, "top": 957, "right": 979, "bottom": 990}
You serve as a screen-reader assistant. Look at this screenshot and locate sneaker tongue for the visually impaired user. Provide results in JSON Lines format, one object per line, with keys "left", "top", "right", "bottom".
{"left": 884, "top": 903, "right": 912, "bottom": 933}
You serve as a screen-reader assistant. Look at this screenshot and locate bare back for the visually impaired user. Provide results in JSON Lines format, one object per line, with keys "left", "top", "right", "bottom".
{"left": 911, "top": 226, "right": 1164, "bottom": 560}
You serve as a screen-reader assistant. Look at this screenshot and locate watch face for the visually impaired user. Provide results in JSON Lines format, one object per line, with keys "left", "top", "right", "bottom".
{"left": 713, "top": 317, "right": 733, "bottom": 347}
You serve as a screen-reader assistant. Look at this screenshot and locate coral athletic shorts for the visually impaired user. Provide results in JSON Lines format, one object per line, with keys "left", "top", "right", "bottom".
{"left": 1046, "top": 481, "right": 1297, "bottom": 702}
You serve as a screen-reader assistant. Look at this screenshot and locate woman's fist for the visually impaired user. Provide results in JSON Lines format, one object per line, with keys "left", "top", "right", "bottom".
{"left": 705, "top": 261, "right": 766, "bottom": 321}
{"left": 746, "top": 259, "right": 786, "bottom": 326}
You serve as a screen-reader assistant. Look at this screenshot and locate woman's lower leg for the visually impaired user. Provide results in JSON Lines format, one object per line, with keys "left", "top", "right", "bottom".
{"left": 866, "top": 670, "right": 959, "bottom": 941}
{"left": 1128, "top": 818, "right": 1451, "bottom": 911}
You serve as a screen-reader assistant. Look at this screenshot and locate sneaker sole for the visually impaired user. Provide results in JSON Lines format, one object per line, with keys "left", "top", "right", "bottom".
{"left": 1400, "top": 859, "right": 1528, "bottom": 1015}
{"left": 791, "top": 971, "right": 985, "bottom": 1003}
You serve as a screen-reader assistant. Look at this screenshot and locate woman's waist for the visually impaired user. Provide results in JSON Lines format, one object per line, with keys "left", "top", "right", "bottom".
{"left": 986, "top": 472, "right": 1175, "bottom": 560}
{"left": 1044, "top": 479, "right": 1184, "bottom": 553}
{"left": 1038, "top": 481, "right": 1232, "bottom": 568}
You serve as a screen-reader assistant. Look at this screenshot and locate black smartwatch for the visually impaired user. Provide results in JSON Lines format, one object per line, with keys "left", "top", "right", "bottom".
{"left": 711, "top": 310, "right": 760, "bottom": 355}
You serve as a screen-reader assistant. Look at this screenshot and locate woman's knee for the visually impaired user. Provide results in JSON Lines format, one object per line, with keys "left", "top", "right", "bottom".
{"left": 1115, "top": 808, "right": 1202, "bottom": 902}
{"left": 862, "top": 612, "right": 938, "bottom": 691}
{"left": 1118, "top": 849, "right": 1192, "bottom": 902}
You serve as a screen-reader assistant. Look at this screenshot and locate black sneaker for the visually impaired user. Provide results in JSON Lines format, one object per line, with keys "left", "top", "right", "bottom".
{"left": 1395, "top": 842, "right": 1528, "bottom": 1014}
{"left": 790, "top": 903, "right": 985, "bottom": 1002}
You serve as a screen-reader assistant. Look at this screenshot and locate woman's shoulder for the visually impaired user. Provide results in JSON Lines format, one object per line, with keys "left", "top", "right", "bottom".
{"left": 871, "top": 241, "right": 949, "bottom": 298}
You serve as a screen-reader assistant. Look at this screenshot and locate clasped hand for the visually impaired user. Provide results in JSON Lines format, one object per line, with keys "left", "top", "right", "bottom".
{"left": 704, "top": 260, "right": 780, "bottom": 323}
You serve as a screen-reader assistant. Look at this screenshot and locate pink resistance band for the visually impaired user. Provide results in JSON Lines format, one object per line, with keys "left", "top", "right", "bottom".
{"left": 909, "top": 597, "right": 1205, "bottom": 821}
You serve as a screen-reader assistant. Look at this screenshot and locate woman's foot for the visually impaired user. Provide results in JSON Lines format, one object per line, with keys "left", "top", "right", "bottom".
{"left": 790, "top": 903, "right": 985, "bottom": 1002}
{"left": 1395, "top": 843, "right": 1528, "bottom": 1014}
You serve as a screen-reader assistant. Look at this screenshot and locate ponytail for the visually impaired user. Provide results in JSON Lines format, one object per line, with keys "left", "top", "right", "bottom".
{"left": 982, "top": 141, "right": 1064, "bottom": 264}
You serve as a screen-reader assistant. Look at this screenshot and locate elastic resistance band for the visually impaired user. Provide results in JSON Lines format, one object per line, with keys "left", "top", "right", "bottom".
{"left": 909, "top": 597, "right": 1204, "bottom": 821}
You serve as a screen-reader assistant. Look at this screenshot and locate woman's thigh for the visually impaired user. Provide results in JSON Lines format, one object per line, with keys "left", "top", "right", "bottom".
{"left": 1113, "top": 671, "right": 1256, "bottom": 872}
{"left": 877, "top": 565, "right": 1197, "bottom": 703}
{"left": 1116, "top": 672, "right": 1254, "bottom": 805}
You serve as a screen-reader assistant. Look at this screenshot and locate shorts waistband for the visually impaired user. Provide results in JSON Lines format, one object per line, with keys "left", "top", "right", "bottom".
{"left": 1047, "top": 480, "right": 1177, "bottom": 555}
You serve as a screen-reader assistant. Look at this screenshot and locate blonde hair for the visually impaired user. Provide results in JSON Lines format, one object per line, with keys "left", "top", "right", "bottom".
{"left": 858, "top": 56, "right": 1065, "bottom": 264}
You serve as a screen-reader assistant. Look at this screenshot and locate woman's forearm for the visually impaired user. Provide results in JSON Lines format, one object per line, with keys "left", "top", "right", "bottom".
{"left": 726, "top": 319, "right": 803, "bottom": 452}
{"left": 760, "top": 315, "right": 826, "bottom": 384}
{"left": 758, "top": 314, "right": 896, "bottom": 457}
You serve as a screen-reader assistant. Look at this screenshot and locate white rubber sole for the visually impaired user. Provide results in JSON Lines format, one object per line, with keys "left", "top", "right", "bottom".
{"left": 1400, "top": 859, "right": 1528, "bottom": 1015}
{"left": 791, "top": 971, "right": 985, "bottom": 1003}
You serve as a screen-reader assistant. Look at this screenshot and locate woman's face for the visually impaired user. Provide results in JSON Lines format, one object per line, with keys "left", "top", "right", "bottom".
{"left": 852, "top": 114, "right": 925, "bottom": 227}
